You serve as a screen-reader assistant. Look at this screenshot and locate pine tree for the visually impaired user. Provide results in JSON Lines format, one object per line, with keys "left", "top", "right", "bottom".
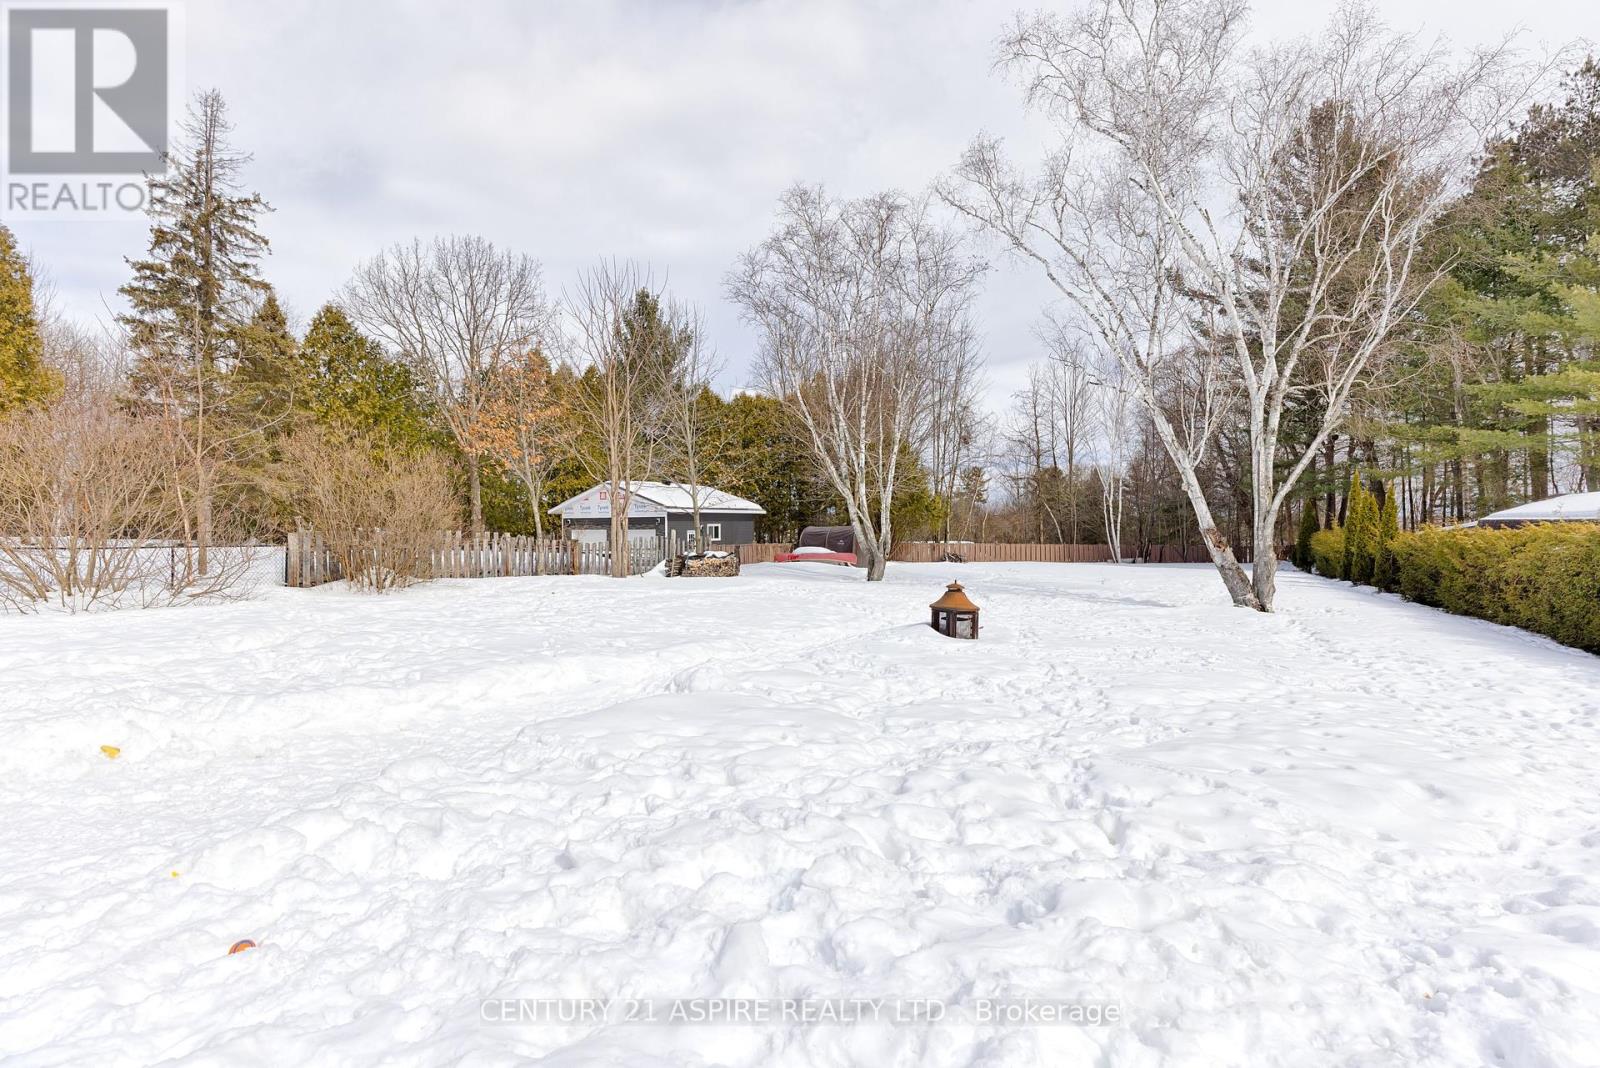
{"left": 1294, "top": 498, "right": 1320, "bottom": 569}
{"left": 0, "top": 224, "right": 57, "bottom": 412}
{"left": 118, "top": 89, "right": 270, "bottom": 574}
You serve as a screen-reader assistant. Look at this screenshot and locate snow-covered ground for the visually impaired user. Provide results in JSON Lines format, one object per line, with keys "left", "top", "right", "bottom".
{"left": 1, "top": 562, "right": 1597, "bottom": 1066}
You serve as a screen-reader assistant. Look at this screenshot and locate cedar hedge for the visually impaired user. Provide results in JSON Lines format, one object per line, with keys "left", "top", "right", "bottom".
{"left": 1388, "top": 523, "right": 1600, "bottom": 653}
{"left": 1306, "top": 519, "right": 1600, "bottom": 654}
{"left": 1309, "top": 526, "right": 1345, "bottom": 581}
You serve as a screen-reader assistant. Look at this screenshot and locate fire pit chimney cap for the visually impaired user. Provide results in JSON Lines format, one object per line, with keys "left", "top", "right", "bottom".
{"left": 930, "top": 580, "right": 978, "bottom": 612}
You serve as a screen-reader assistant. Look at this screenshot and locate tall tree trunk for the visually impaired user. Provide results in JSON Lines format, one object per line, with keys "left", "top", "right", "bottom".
{"left": 1323, "top": 433, "right": 1337, "bottom": 526}
{"left": 467, "top": 454, "right": 484, "bottom": 534}
{"left": 609, "top": 477, "right": 630, "bottom": 579}
{"left": 1581, "top": 417, "right": 1600, "bottom": 492}
{"left": 1250, "top": 511, "right": 1278, "bottom": 609}
{"left": 196, "top": 462, "right": 212, "bottom": 577}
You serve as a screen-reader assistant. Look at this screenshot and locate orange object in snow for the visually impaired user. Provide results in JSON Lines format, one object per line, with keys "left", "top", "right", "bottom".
{"left": 228, "top": 940, "right": 257, "bottom": 955}
{"left": 100, "top": 745, "right": 121, "bottom": 760}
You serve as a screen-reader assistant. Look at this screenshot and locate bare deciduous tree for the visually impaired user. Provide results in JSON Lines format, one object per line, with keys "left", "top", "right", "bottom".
{"left": 0, "top": 397, "right": 252, "bottom": 612}
{"left": 943, "top": 0, "right": 1549, "bottom": 610}
{"left": 561, "top": 262, "right": 671, "bottom": 577}
{"left": 730, "top": 185, "right": 984, "bottom": 580}
{"left": 652, "top": 300, "right": 729, "bottom": 548}
{"left": 924, "top": 327, "right": 988, "bottom": 540}
{"left": 344, "top": 235, "right": 554, "bottom": 532}
{"left": 278, "top": 431, "right": 457, "bottom": 592}
{"left": 468, "top": 349, "right": 565, "bottom": 549}
{"left": 1090, "top": 356, "right": 1136, "bottom": 563}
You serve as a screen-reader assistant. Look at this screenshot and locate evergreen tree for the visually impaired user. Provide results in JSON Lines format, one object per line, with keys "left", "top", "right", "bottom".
{"left": 1341, "top": 471, "right": 1372, "bottom": 581}
{"left": 0, "top": 224, "right": 56, "bottom": 412}
{"left": 1349, "top": 478, "right": 1381, "bottom": 585}
{"left": 1339, "top": 471, "right": 1359, "bottom": 578}
{"left": 1373, "top": 489, "right": 1401, "bottom": 590}
{"left": 299, "top": 304, "right": 434, "bottom": 451}
{"left": 1293, "top": 498, "right": 1320, "bottom": 569}
{"left": 118, "top": 89, "right": 270, "bottom": 573}
{"left": 121, "top": 89, "right": 270, "bottom": 392}
{"left": 229, "top": 290, "right": 301, "bottom": 434}
{"left": 1375, "top": 61, "right": 1600, "bottom": 514}
{"left": 702, "top": 391, "right": 827, "bottom": 540}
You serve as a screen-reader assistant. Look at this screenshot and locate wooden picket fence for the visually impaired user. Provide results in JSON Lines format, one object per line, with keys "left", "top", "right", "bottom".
{"left": 730, "top": 542, "right": 794, "bottom": 565}
{"left": 891, "top": 541, "right": 1114, "bottom": 563}
{"left": 285, "top": 530, "right": 670, "bottom": 588}
{"left": 283, "top": 529, "right": 1247, "bottom": 588}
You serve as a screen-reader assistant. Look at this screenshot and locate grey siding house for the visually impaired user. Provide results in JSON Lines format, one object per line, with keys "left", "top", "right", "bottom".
{"left": 550, "top": 482, "right": 765, "bottom": 547}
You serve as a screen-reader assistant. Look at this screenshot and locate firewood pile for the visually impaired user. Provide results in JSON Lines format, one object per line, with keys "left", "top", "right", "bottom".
{"left": 669, "top": 551, "right": 740, "bottom": 578}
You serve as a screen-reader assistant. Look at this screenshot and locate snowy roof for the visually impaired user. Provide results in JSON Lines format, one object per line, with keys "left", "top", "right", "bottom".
{"left": 550, "top": 481, "right": 766, "bottom": 518}
{"left": 1478, "top": 492, "right": 1600, "bottom": 526}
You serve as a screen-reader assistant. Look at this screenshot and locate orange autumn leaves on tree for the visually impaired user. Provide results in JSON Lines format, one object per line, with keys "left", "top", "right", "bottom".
{"left": 467, "top": 350, "right": 566, "bottom": 540}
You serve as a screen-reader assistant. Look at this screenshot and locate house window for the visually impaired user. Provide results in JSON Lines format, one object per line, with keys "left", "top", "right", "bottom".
{"left": 704, "top": 523, "right": 722, "bottom": 543}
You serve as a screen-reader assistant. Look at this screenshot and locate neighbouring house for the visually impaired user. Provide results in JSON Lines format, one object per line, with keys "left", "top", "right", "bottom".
{"left": 549, "top": 481, "right": 766, "bottom": 547}
{"left": 1477, "top": 492, "right": 1600, "bottom": 529}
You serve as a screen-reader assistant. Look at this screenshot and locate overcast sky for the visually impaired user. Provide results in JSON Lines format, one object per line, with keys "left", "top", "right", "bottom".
{"left": 10, "top": 0, "right": 1593, "bottom": 409}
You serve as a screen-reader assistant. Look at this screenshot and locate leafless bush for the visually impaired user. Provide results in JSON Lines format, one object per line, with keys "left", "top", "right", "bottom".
{"left": 279, "top": 431, "right": 458, "bottom": 591}
{"left": 0, "top": 398, "right": 256, "bottom": 612}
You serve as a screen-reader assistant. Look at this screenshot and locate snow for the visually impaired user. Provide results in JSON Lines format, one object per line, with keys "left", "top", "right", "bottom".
{"left": 789, "top": 545, "right": 839, "bottom": 556}
{"left": 551, "top": 481, "right": 767, "bottom": 518}
{"left": 1479, "top": 491, "right": 1600, "bottom": 524}
{"left": 1, "top": 563, "right": 1598, "bottom": 1066}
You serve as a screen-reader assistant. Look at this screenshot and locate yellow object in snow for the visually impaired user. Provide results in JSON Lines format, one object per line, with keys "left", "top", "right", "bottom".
{"left": 100, "top": 745, "right": 121, "bottom": 760}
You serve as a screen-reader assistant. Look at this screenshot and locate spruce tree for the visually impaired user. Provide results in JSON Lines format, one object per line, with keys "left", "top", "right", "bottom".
{"left": 122, "top": 89, "right": 270, "bottom": 390}
{"left": 0, "top": 224, "right": 56, "bottom": 412}
{"left": 1294, "top": 498, "right": 1320, "bottom": 569}
{"left": 118, "top": 89, "right": 270, "bottom": 573}
{"left": 230, "top": 290, "right": 301, "bottom": 434}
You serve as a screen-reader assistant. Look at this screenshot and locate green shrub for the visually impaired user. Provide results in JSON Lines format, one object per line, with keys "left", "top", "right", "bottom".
{"left": 1387, "top": 523, "right": 1600, "bottom": 653}
{"left": 1309, "top": 526, "right": 1345, "bottom": 579}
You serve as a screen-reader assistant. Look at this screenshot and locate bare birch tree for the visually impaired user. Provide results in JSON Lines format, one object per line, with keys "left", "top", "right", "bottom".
{"left": 924, "top": 327, "right": 987, "bottom": 540}
{"left": 561, "top": 262, "right": 670, "bottom": 576}
{"left": 651, "top": 299, "right": 730, "bottom": 548}
{"left": 1090, "top": 357, "right": 1135, "bottom": 562}
{"left": 943, "top": 0, "right": 1549, "bottom": 610}
{"left": 729, "top": 186, "right": 984, "bottom": 580}
{"left": 1039, "top": 323, "right": 1098, "bottom": 540}
{"left": 344, "top": 235, "right": 553, "bottom": 532}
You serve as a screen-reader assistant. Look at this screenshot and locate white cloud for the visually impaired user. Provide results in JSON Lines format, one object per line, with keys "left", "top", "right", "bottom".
{"left": 10, "top": 0, "right": 1592, "bottom": 411}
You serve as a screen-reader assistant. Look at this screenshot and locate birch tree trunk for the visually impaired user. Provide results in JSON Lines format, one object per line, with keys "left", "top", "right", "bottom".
{"left": 730, "top": 186, "right": 983, "bottom": 582}
{"left": 943, "top": 0, "right": 1545, "bottom": 610}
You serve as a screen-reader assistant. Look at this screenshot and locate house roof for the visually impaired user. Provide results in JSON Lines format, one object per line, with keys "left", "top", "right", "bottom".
{"left": 1478, "top": 491, "right": 1600, "bottom": 526}
{"left": 550, "top": 481, "right": 766, "bottom": 518}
